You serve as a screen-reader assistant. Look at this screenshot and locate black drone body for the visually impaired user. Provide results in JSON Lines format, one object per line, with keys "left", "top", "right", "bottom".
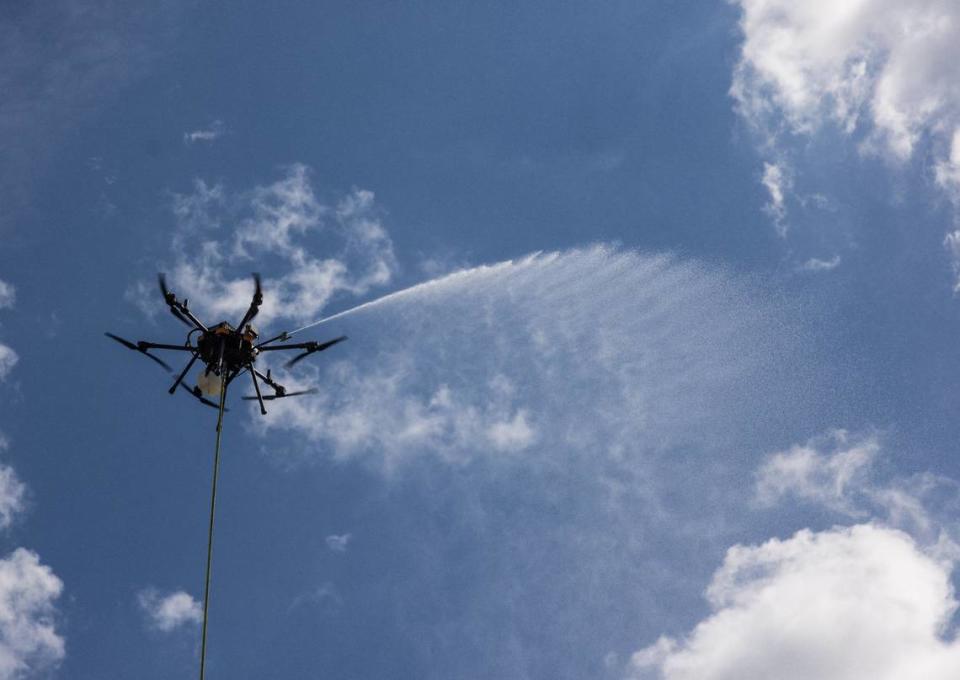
{"left": 106, "top": 273, "right": 345, "bottom": 414}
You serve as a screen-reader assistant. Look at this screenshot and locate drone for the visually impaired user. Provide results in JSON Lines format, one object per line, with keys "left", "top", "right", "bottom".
{"left": 105, "top": 273, "right": 345, "bottom": 415}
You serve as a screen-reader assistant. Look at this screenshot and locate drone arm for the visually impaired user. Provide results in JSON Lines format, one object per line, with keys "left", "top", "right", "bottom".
{"left": 256, "top": 341, "right": 317, "bottom": 352}
{"left": 104, "top": 333, "right": 173, "bottom": 372}
{"left": 168, "top": 352, "right": 200, "bottom": 394}
{"left": 247, "top": 366, "right": 267, "bottom": 415}
{"left": 236, "top": 274, "right": 263, "bottom": 331}
{"left": 138, "top": 341, "right": 195, "bottom": 352}
{"left": 158, "top": 274, "right": 208, "bottom": 332}
{"left": 254, "top": 331, "right": 291, "bottom": 349}
{"left": 263, "top": 336, "right": 348, "bottom": 368}
{"left": 251, "top": 368, "right": 286, "bottom": 396}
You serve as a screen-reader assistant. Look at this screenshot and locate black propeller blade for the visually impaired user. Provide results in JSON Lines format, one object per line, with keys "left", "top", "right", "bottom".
{"left": 104, "top": 333, "right": 172, "bottom": 371}
{"left": 179, "top": 383, "right": 228, "bottom": 410}
{"left": 158, "top": 274, "right": 194, "bottom": 328}
{"left": 284, "top": 336, "right": 347, "bottom": 368}
{"left": 242, "top": 388, "right": 318, "bottom": 401}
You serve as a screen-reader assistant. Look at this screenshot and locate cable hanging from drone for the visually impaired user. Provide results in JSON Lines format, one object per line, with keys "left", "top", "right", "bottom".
{"left": 105, "top": 273, "right": 347, "bottom": 680}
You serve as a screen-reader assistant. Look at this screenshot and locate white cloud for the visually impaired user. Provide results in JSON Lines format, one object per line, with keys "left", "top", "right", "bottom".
{"left": 752, "top": 429, "right": 960, "bottom": 548}
{"left": 0, "top": 346, "right": 17, "bottom": 383}
{"left": 290, "top": 582, "right": 341, "bottom": 611}
{"left": 136, "top": 164, "right": 396, "bottom": 330}
{"left": 0, "top": 464, "right": 26, "bottom": 532}
{"left": 0, "top": 282, "right": 18, "bottom": 382}
{"left": 630, "top": 524, "right": 960, "bottom": 680}
{"left": 325, "top": 533, "right": 351, "bottom": 552}
{"left": 0, "top": 282, "right": 14, "bottom": 311}
{"left": 800, "top": 255, "right": 841, "bottom": 272}
{"left": 137, "top": 589, "right": 202, "bottom": 632}
{"left": 731, "top": 0, "right": 960, "bottom": 271}
{"left": 183, "top": 120, "right": 225, "bottom": 145}
{"left": 732, "top": 0, "right": 960, "bottom": 160}
{"left": 486, "top": 409, "right": 536, "bottom": 452}
{"left": 761, "top": 161, "right": 790, "bottom": 237}
{"left": 754, "top": 429, "right": 878, "bottom": 514}
{"left": 0, "top": 549, "right": 64, "bottom": 678}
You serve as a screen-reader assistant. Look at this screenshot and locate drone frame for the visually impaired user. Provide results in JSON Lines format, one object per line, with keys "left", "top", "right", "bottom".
{"left": 106, "top": 273, "right": 346, "bottom": 415}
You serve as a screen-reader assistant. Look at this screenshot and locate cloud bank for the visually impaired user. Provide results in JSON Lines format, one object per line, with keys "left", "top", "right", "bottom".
{"left": 630, "top": 524, "right": 960, "bottom": 680}
{"left": 632, "top": 429, "right": 960, "bottom": 680}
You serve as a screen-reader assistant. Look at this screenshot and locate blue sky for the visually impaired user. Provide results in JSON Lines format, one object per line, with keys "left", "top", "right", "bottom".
{"left": 4, "top": 1, "right": 960, "bottom": 678}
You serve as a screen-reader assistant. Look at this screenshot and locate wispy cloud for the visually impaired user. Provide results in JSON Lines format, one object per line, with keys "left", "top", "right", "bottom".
{"left": 0, "top": 281, "right": 14, "bottom": 311}
{"left": 760, "top": 161, "right": 791, "bottom": 238}
{"left": 137, "top": 589, "right": 202, "bottom": 632}
{"left": 754, "top": 429, "right": 960, "bottom": 545}
{"left": 754, "top": 429, "right": 878, "bottom": 515}
{"left": 799, "top": 255, "right": 841, "bottom": 272}
{"left": 0, "top": 456, "right": 27, "bottom": 532}
{"left": 132, "top": 164, "right": 396, "bottom": 329}
{"left": 0, "top": 280, "right": 18, "bottom": 382}
{"left": 0, "top": 1, "right": 184, "bottom": 224}
{"left": 325, "top": 533, "right": 352, "bottom": 553}
{"left": 183, "top": 120, "right": 226, "bottom": 145}
{"left": 290, "top": 582, "right": 342, "bottom": 611}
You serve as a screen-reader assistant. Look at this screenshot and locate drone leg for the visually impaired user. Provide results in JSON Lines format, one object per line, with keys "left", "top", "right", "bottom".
{"left": 247, "top": 365, "right": 267, "bottom": 415}
{"left": 168, "top": 352, "right": 200, "bottom": 394}
{"left": 252, "top": 368, "right": 286, "bottom": 396}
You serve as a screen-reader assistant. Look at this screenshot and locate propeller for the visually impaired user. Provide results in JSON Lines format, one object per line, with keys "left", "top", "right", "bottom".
{"left": 104, "top": 333, "right": 172, "bottom": 371}
{"left": 242, "top": 388, "right": 318, "bottom": 401}
{"left": 284, "top": 336, "right": 348, "bottom": 368}
{"left": 179, "top": 383, "right": 227, "bottom": 410}
{"left": 158, "top": 274, "right": 193, "bottom": 328}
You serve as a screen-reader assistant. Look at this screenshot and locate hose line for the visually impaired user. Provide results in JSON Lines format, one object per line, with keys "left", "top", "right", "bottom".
{"left": 199, "top": 375, "right": 228, "bottom": 679}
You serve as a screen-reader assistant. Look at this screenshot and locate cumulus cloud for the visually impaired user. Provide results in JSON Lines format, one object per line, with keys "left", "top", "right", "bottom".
{"left": 325, "top": 533, "right": 351, "bottom": 552}
{"left": 133, "top": 164, "right": 396, "bottom": 329}
{"left": 137, "top": 589, "right": 202, "bottom": 632}
{"left": 0, "top": 549, "right": 64, "bottom": 678}
{"left": 629, "top": 524, "right": 960, "bottom": 680}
